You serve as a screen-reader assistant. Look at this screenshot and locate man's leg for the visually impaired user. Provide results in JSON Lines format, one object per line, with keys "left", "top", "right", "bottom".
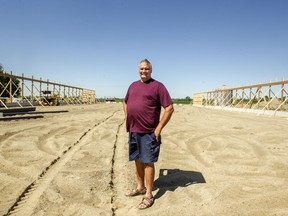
{"left": 135, "top": 158, "right": 145, "bottom": 190}
{"left": 144, "top": 162, "right": 155, "bottom": 198}
{"left": 137, "top": 162, "right": 155, "bottom": 209}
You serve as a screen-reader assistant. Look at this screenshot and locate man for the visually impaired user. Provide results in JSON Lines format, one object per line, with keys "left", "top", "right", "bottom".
{"left": 123, "top": 58, "right": 174, "bottom": 209}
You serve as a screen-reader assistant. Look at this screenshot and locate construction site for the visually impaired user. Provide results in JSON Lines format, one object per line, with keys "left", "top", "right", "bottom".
{"left": 1, "top": 71, "right": 288, "bottom": 215}
{"left": 0, "top": 71, "right": 96, "bottom": 121}
{"left": 193, "top": 79, "right": 288, "bottom": 117}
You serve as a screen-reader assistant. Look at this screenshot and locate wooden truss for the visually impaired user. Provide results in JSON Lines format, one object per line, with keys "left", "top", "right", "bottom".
{"left": 193, "top": 80, "right": 288, "bottom": 116}
{"left": 0, "top": 71, "right": 96, "bottom": 109}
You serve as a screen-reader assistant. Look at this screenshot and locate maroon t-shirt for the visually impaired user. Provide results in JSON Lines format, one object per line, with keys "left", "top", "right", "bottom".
{"left": 124, "top": 79, "right": 173, "bottom": 133}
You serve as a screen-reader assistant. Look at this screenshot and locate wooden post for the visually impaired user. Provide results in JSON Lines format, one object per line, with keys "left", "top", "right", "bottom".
{"left": 257, "top": 87, "right": 261, "bottom": 109}
{"left": 22, "top": 73, "right": 24, "bottom": 100}
{"left": 241, "top": 88, "right": 244, "bottom": 107}
{"left": 31, "top": 76, "right": 34, "bottom": 102}
{"left": 268, "top": 85, "right": 271, "bottom": 110}
{"left": 9, "top": 72, "right": 12, "bottom": 103}
{"left": 281, "top": 83, "right": 284, "bottom": 111}
{"left": 40, "top": 78, "right": 42, "bottom": 98}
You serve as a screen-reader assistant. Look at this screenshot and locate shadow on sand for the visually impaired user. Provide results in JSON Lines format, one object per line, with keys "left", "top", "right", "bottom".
{"left": 153, "top": 169, "right": 206, "bottom": 199}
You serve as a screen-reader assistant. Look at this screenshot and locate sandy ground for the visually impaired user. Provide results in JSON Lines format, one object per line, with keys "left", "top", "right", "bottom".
{"left": 0, "top": 103, "right": 287, "bottom": 216}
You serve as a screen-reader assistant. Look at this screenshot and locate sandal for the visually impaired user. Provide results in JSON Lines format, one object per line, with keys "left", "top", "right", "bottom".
{"left": 138, "top": 196, "right": 154, "bottom": 210}
{"left": 125, "top": 187, "right": 147, "bottom": 197}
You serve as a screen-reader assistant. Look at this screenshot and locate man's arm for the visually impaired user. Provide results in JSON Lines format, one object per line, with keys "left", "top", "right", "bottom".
{"left": 154, "top": 104, "right": 174, "bottom": 141}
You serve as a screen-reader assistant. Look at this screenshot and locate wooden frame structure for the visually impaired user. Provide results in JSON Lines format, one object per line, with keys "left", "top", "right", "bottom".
{"left": 0, "top": 71, "right": 96, "bottom": 109}
{"left": 193, "top": 79, "right": 288, "bottom": 116}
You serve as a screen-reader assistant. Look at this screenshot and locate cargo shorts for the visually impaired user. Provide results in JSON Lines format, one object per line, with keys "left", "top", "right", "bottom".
{"left": 128, "top": 132, "right": 162, "bottom": 163}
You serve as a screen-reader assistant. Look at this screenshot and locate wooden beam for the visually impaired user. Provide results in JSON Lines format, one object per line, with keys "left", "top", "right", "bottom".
{"left": 0, "top": 107, "right": 36, "bottom": 113}
{"left": 1, "top": 110, "right": 68, "bottom": 116}
{"left": 0, "top": 115, "right": 44, "bottom": 121}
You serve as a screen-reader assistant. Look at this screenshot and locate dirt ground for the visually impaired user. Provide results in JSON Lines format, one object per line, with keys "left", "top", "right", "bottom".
{"left": 0, "top": 103, "right": 287, "bottom": 216}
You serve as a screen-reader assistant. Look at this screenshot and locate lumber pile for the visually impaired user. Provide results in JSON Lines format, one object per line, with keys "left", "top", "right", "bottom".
{"left": 0, "top": 107, "right": 68, "bottom": 121}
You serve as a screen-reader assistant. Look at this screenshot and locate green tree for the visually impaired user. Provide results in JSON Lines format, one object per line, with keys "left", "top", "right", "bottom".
{"left": 0, "top": 64, "right": 21, "bottom": 98}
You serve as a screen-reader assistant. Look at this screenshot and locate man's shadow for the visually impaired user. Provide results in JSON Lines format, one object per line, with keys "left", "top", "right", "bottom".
{"left": 153, "top": 169, "right": 206, "bottom": 199}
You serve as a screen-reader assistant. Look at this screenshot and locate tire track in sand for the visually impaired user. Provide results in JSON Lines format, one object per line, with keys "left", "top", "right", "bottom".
{"left": 4, "top": 110, "right": 120, "bottom": 216}
{"left": 110, "top": 120, "right": 124, "bottom": 216}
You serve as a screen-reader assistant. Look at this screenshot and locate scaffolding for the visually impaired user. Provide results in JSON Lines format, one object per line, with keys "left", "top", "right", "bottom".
{"left": 0, "top": 71, "right": 96, "bottom": 109}
{"left": 193, "top": 79, "right": 288, "bottom": 116}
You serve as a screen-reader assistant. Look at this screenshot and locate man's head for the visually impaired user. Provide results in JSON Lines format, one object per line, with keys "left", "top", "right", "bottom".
{"left": 139, "top": 59, "right": 152, "bottom": 82}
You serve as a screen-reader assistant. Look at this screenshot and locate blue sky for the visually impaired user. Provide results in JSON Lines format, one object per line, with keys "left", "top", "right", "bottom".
{"left": 1, "top": 0, "right": 287, "bottom": 98}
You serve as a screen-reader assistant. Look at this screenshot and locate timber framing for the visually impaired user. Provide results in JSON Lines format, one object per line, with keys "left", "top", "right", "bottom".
{"left": 0, "top": 71, "right": 96, "bottom": 109}
{"left": 193, "top": 79, "right": 288, "bottom": 116}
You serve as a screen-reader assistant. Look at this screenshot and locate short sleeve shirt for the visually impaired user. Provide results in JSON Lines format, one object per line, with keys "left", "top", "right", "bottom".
{"left": 124, "top": 79, "right": 173, "bottom": 133}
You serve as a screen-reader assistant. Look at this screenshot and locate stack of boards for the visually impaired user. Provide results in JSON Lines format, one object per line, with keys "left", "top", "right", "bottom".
{"left": 0, "top": 107, "right": 68, "bottom": 121}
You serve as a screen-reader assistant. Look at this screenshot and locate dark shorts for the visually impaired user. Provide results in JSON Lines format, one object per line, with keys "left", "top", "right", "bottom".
{"left": 128, "top": 132, "right": 162, "bottom": 163}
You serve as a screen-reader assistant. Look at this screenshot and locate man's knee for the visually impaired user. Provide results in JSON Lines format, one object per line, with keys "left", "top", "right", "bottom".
{"left": 144, "top": 162, "right": 154, "bottom": 168}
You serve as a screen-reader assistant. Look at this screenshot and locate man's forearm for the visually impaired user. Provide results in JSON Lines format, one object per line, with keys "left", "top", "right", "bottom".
{"left": 158, "top": 104, "right": 174, "bottom": 130}
{"left": 155, "top": 104, "right": 174, "bottom": 139}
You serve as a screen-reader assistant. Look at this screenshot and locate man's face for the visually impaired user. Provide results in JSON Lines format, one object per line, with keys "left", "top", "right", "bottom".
{"left": 139, "top": 62, "right": 152, "bottom": 82}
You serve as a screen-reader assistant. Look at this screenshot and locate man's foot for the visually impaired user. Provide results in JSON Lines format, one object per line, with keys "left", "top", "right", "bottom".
{"left": 138, "top": 196, "right": 154, "bottom": 210}
{"left": 125, "top": 188, "right": 147, "bottom": 197}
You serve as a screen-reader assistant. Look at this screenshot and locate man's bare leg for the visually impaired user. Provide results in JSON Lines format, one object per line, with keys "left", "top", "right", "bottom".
{"left": 135, "top": 158, "right": 145, "bottom": 190}
{"left": 144, "top": 162, "right": 155, "bottom": 198}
